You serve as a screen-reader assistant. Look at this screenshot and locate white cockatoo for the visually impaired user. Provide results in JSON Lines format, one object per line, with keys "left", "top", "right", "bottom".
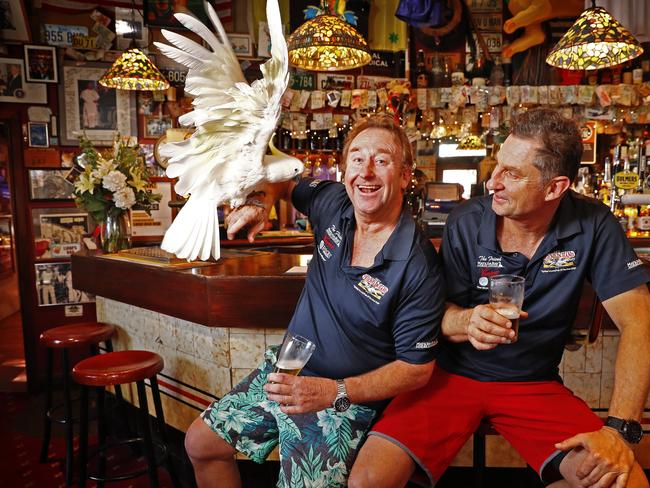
{"left": 154, "top": 0, "right": 303, "bottom": 261}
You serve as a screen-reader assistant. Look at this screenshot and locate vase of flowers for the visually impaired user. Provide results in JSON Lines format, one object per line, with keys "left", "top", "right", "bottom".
{"left": 73, "top": 136, "right": 161, "bottom": 253}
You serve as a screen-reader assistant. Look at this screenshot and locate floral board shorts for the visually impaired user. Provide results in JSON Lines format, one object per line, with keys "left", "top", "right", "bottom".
{"left": 201, "top": 347, "right": 379, "bottom": 488}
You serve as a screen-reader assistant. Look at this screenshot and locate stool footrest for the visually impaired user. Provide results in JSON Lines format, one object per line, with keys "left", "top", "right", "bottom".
{"left": 86, "top": 437, "right": 168, "bottom": 483}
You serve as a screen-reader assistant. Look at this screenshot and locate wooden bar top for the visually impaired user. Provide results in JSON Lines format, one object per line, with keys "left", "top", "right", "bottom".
{"left": 71, "top": 248, "right": 309, "bottom": 329}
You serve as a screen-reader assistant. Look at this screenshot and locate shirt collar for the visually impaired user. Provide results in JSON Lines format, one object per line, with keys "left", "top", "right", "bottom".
{"left": 476, "top": 192, "right": 583, "bottom": 252}
{"left": 379, "top": 206, "right": 415, "bottom": 261}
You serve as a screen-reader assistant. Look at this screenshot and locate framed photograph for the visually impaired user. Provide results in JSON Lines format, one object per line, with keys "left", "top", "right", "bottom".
{"left": 28, "top": 169, "right": 75, "bottom": 200}
{"left": 0, "top": 58, "right": 47, "bottom": 103}
{"left": 28, "top": 122, "right": 49, "bottom": 148}
{"left": 32, "top": 209, "right": 92, "bottom": 260}
{"left": 59, "top": 63, "right": 136, "bottom": 146}
{"left": 227, "top": 34, "right": 253, "bottom": 57}
{"left": 0, "top": 0, "right": 31, "bottom": 42}
{"left": 144, "top": 115, "right": 173, "bottom": 139}
{"left": 115, "top": 7, "right": 149, "bottom": 50}
{"left": 131, "top": 179, "right": 174, "bottom": 238}
{"left": 35, "top": 262, "right": 94, "bottom": 307}
{"left": 23, "top": 45, "right": 58, "bottom": 83}
{"left": 143, "top": 0, "right": 210, "bottom": 29}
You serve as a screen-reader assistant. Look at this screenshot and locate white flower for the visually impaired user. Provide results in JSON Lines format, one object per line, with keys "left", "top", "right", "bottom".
{"left": 102, "top": 170, "right": 127, "bottom": 192}
{"left": 91, "top": 157, "right": 115, "bottom": 180}
{"left": 113, "top": 187, "right": 136, "bottom": 209}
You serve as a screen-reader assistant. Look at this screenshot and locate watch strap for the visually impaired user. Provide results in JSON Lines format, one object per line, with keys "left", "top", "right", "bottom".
{"left": 335, "top": 379, "right": 347, "bottom": 398}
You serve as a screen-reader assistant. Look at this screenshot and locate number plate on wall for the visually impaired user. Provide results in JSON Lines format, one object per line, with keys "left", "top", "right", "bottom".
{"left": 43, "top": 24, "right": 89, "bottom": 47}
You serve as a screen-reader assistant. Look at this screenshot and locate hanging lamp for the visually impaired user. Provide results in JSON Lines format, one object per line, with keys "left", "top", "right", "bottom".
{"left": 287, "top": 1, "right": 371, "bottom": 72}
{"left": 546, "top": 2, "right": 643, "bottom": 70}
{"left": 99, "top": 4, "right": 169, "bottom": 90}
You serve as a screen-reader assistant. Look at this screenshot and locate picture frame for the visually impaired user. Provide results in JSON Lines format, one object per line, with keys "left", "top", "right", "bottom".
{"left": 59, "top": 63, "right": 136, "bottom": 146}
{"left": 24, "top": 44, "right": 58, "bottom": 83}
{"left": 0, "top": 57, "right": 47, "bottom": 103}
{"left": 144, "top": 115, "right": 173, "bottom": 139}
{"left": 227, "top": 34, "right": 253, "bottom": 57}
{"left": 28, "top": 122, "right": 49, "bottom": 148}
{"left": 32, "top": 208, "right": 92, "bottom": 260}
{"left": 130, "top": 179, "right": 175, "bottom": 238}
{"left": 0, "top": 0, "right": 31, "bottom": 42}
{"left": 35, "top": 262, "right": 94, "bottom": 307}
{"left": 143, "top": 0, "right": 210, "bottom": 29}
{"left": 115, "top": 7, "right": 149, "bottom": 50}
{"left": 28, "top": 169, "right": 75, "bottom": 200}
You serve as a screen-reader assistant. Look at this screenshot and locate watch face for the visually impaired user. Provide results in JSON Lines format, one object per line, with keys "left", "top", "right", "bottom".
{"left": 624, "top": 421, "right": 643, "bottom": 444}
{"left": 334, "top": 396, "right": 351, "bottom": 412}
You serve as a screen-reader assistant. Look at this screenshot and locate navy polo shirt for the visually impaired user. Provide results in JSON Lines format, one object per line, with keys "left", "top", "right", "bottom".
{"left": 287, "top": 178, "right": 444, "bottom": 382}
{"left": 439, "top": 191, "right": 649, "bottom": 382}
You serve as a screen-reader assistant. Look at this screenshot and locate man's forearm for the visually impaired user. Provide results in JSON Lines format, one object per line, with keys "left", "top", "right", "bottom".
{"left": 442, "top": 303, "right": 471, "bottom": 343}
{"left": 344, "top": 360, "right": 434, "bottom": 404}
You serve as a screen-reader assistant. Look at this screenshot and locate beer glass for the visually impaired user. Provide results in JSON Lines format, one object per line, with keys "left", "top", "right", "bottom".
{"left": 273, "top": 332, "right": 316, "bottom": 376}
{"left": 489, "top": 275, "right": 525, "bottom": 342}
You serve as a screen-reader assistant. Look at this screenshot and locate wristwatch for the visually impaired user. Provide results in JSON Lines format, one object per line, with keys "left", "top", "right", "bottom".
{"left": 332, "top": 379, "right": 351, "bottom": 412}
{"left": 605, "top": 416, "right": 643, "bottom": 444}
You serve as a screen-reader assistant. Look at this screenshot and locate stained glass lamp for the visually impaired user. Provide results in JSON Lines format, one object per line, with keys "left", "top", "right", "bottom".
{"left": 546, "top": 5, "right": 643, "bottom": 70}
{"left": 288, "top": 14, "right": 371, "bottom": 71}
{"left": 99, "top": 48, "right": 170, "bottom": 90}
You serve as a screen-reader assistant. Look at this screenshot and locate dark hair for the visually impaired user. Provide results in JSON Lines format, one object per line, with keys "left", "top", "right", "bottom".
{"left": 510, "top": 108, "right": 582, "bottom": 184}
{"left": 341, "top": 115, "right": 414, "bottom": 171}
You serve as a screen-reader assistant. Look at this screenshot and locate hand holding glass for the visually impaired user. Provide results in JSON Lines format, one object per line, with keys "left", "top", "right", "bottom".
{"left": 489, "top": 275, "right": 525, "bottom": 342}
{"left": 274, "top": 332, "right": 316, "bottom": 376}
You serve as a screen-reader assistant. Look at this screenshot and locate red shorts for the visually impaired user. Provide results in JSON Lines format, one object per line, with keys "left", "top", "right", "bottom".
{"left": 369, "top": 366, "right": 603, "bottom": 486}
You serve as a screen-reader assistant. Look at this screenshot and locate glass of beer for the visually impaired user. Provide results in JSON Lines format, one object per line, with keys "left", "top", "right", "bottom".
{"left": 489, "top": 274, "right": 525, "bottom": 342}
{"left": 273, "top": 332, "right": 316, "bottom": 376}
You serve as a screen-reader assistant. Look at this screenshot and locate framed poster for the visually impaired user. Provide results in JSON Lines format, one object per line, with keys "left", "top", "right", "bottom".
{"left": 144, "top": 115, "right": 173, "bottom": 139}
{"left": 24, "top": 44, "right": 58, "bottom": 83}
{"left": 143, "top": 0, "right": 210, "bottom": 29}
{"left": 28, "top": 169, "right": 75, "bottom": 200}
{"left": 35, "top": 262, "right": 94, "bottom": 307}
{"left": 130, "top": 179, "right": 174, "bottom": 238}
{"left": 28, "top": 122, "right": 49, "bottom": 148}
{"left": 32, "top": 208, "right": 92, "bottom": 260}
{"left": 59, "top": 63, "right": 136, "bottom": 146}
{"left": 115, "top": 7, "right": 149, "bottom": 50}
{"left": 0, "top": 58, "right": 47, "bottom": 103}
{"left": 0, "top": 0, "right": 31, "bottom": 42}
{"left": 226, "top": 34, "right": 252, "bottom": 57}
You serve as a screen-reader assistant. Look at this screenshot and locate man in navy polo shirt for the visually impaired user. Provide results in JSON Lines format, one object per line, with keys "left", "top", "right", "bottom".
{"left": 183, "top": 114, "right": 445, "bottom": 487}
{"left": 351, "top": 108, "right": 650, "bottom": 488}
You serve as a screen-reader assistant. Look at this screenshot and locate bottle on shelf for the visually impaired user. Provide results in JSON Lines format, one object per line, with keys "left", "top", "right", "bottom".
{"left": 431, "top": 53, "right": 444, "bottom": 88}
{"left": 598, "top": 157, "right": 612, "bottom": 206}
{"left": 489, "top": 56, "right": 505, "bottom": 86}
{"left": 415, "top": 49, "right": 431, "bottom": 88}
{"left": 621, "top": 61, "right": 633, "bottom": 85}
{"left": 502, "top": 57, "right": 512, "bottom": 86}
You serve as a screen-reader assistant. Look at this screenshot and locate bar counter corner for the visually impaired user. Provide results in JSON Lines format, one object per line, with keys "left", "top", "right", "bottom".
{"left": 71, "top": 247, "right": 307, "bottom": 434}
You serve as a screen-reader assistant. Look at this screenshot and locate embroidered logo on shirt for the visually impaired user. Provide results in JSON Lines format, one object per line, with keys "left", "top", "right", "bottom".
{"left": 415, "top": 339, "right": 438, "bottom": 349}
{"left": 477, "top": 268, "right": 501, "bottom": 289}
{"left": 476, "top": 255, "right": 505, "bottom": 268}
{"left": 309, "top": 179, "right": 322, "bottom": 188}
{"left": 354, "top": 273, "right": 389, "bottom": 304}
{"left": 627, "top": 258, "right": 643, "bottom": 270}
{"left": 317, "top": 224, "right": 342, "bottom": 262}
{"left": 542, "top": 250, "right": 577, "bottom": 272}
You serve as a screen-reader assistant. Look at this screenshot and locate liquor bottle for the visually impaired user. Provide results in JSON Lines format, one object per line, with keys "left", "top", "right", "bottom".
{"left": 633, "top": 56, "right": 643, "bottom": 84}
{"left": 622, "top": 61, "right": 633, "bottom": 85}
{"left": 611, "top": 66, "right": 622, "bottom": 85}
{"left": 642, "top": 44, "right": 650, "bottom": 82}
{"left": 442, "top": 57, "right": 451, "bottom": 87}
{"left": 489, "top": 56, "right": 505, "bottom": 86}
{"left": 431, "top": 53, "right": 444, "bottom": 88}
{"left": 502, "top": 57, "right": 512, "bottom": 86}
{"left": 599, "top": 68, "right": 612, "bottom": 85}
{"left": 415, "top": 49, "right": 431, "bottom": 88}
{"left": 598, "top": 157, "right": 612, "bottom": 205}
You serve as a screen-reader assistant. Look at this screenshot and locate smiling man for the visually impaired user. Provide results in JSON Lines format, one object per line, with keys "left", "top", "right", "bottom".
{"left": 350, "top": 108, "right": 650, "bottom": 488}
{"left": 183, "top": 115, "right": 445, "bottom": 487}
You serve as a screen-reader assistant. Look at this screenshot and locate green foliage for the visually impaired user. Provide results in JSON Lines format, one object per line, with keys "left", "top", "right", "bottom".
{"left": 73, "top": 136, "right": 161, "bottom": 223}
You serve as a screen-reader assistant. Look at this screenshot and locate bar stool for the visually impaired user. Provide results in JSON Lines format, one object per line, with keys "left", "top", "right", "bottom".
{"left": 39, "top": 322, "right": 119, "bottom": 487}
{"left": 72, "top": 350, "right": 180, "bottom": 488}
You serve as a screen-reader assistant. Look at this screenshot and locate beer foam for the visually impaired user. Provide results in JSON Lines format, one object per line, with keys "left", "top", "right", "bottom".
{"left": 495, "top": 307, "right": 519, "bottom": 320}
{"left": 275, "top": 359, "right": 305, "bottom": 370}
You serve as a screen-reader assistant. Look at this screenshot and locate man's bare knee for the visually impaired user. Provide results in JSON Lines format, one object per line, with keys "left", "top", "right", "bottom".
{"left": 349, "top": 435, "right": 415, "bottom": 488}
{"left": 185, "top": 417, "right": 236, "bottom": 463}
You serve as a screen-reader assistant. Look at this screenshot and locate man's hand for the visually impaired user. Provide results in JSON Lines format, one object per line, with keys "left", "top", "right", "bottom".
{"left": 555, "top": 427, "right": 635, "bottom": 488}
{"left": 224, "top": 204, "right": 267, "bottom": 242}
{"left": 264, "top": 373, "right": 337, "bottom": 414}
{"left": 466, "top": 304, "right": 527, "bottom": 350}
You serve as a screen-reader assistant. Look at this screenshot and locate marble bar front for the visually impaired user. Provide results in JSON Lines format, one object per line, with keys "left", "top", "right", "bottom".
{"left": 70, "top": 248, "right": 650, "bottom": 469}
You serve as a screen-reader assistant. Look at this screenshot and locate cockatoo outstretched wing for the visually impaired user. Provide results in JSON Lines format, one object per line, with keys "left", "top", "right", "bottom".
{"left": 153, "top": 0, "right": 291, "bottom": 261}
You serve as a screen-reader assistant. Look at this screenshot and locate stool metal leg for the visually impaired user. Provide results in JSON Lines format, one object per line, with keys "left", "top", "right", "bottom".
{"left": 96, "top": 387, "right": 106, "bottom": 488}
{"left": 136, "top": 380, "right": 159, "bottom": 488}
{"left": 62, "top": 349, "right": 74, "bottom": 487}
{"left": 104, "top": 340, "right": 130, "bottom": 440}
{"left": 39, "top": 348, "right": 54, "bottom": 463}
{"left": 151, "top": 376, "right": 181, "bottom": 488}
{"left": 77, "top": 386, "right": 89, "bottom": 488}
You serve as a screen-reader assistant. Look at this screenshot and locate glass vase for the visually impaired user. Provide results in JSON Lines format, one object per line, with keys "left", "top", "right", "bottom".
{"left": 101, "top": 211, "right": 131, "bottom": 253}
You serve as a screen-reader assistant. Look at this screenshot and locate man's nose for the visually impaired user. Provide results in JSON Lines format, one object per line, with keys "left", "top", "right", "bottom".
{"left": 359, "top": 159, "right": 375, "bottom": 176}
{"left": 486, "top": 169, "right": 502, "bottom": 191}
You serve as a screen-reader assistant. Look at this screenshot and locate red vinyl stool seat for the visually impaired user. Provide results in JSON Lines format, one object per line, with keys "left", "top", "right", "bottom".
{"left": 38, "top": 322, "right": 118, "bottom": 488}
{"left": 72, "top": 350, "right": 179, "bottom": 488}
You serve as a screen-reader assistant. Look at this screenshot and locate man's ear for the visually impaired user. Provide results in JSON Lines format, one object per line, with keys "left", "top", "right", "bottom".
{"left": 544, "top": 176, "right": 571, "bottom": 202}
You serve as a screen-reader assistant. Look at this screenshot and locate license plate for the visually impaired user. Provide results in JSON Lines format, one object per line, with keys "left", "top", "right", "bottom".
{"left": 43, "top": 24, "right": 88, "bottom": 47}
{"left": 72, "top": 35, "right": 97, "bottom": 50}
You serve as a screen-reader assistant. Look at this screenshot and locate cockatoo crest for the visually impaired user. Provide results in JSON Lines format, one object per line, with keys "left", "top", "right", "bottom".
{"left": 154, "top": 0, "right": 303, "bottom": 261}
